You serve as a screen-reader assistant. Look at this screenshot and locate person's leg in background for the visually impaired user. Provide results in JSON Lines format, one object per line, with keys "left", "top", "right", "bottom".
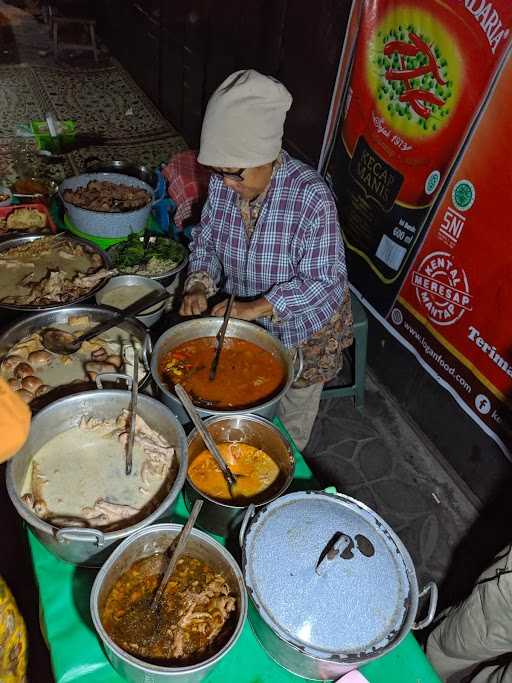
{"left": 427, "top": 544, "right": 512, "bottom": 682}
{"left": 277, "top": 382, "right": 324, "bottom": 452}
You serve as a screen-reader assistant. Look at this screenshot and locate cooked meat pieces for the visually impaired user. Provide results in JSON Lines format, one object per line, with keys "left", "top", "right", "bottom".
{"left": 63, "top": 181, "right": 151, "bottom": 213}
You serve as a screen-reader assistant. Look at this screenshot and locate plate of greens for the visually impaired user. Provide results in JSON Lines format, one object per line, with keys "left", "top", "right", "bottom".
{"left": 107, "top": 233, "right": 188, "bottom": 285}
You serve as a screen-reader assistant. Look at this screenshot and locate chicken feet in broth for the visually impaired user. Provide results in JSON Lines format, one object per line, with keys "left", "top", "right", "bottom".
{"left": 21, "top": 410, "right": 177, "bottom": 530}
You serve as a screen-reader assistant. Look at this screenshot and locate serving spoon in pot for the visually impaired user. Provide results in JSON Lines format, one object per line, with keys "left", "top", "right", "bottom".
{"left": 175, "top": 383, "right": 238, "bottom": 492}
{"left": 41, "top": 289, "right": 170, "bottom": 354}
{"left": 209, "top": 293, "right": 235, "bottom": 381}
{"left": 150, "top": 499, "right": 203, "bottom": 612}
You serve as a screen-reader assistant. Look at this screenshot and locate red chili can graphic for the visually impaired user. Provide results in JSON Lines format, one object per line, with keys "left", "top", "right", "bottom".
{"left": 336, "top": 0, "right": 512, "bottom": 283}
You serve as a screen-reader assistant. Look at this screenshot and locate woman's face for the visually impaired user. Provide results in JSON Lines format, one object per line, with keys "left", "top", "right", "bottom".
{"left": 214, "top": 163, "right": 274, "bottom": 201}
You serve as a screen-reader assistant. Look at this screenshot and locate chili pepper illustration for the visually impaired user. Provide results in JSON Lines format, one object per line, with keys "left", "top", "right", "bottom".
{"left": 400, "top": 89, "right": 445, "bottom": 117}
{"left": 383, "top": 31, "right": 447, "bottom": 119}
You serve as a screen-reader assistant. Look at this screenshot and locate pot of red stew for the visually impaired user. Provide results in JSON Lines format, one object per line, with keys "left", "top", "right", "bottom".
{"left": 151, "top": 319, "right": 298, "bottom": 424}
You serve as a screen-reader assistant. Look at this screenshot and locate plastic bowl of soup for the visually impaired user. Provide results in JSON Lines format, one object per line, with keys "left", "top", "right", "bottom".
{"left": 96, "top": 274, "right": 166, "bottom": 327}
{"left": 184, "top": 414, "right": 295, "bottom": 536}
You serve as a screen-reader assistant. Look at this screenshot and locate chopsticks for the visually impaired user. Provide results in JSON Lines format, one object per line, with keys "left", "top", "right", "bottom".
{"left": 209, "top": 293, "right": 235, "bottom": 381}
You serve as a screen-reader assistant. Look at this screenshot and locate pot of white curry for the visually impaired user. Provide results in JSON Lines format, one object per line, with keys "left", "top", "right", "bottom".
{"left": 6, "top": 390, "right": 188, "bottom": 566}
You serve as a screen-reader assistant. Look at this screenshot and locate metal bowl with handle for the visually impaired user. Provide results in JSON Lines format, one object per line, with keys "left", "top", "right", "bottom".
{"left": 0, "top": 305, "right": 152, "bottom": 409}
{"left": 6, "top": 390, "right": 188, "bottom": 566}
{"left": 59, "top": 172, "right": 155, "bottom": 239}
{"left": 185, "top": 414, "right": 295, "bottom": 537}
{"left": 90, "top": 523, "right": 247, "bottom": 683}
{"left": 83, "top": 157, "right": 158, "bottom": 189}
{"left": 239, "top": 490, "right": 438, "bottom": 680}
{"left": 151, "top": 318, "right": 303, "bottom": 424}
{"left": 0, "top": 234, "right": 112, "bottom": 312}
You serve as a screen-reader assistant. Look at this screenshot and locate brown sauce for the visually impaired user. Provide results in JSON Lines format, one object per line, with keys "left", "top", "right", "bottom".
{"left": 159, "top": 337, "right": 286, "bottom": 410}
{"left": 101, "top": 554, "right": 237, "bottom": 665}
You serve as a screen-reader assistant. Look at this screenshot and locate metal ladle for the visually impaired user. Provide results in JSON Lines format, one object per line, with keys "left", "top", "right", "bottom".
{"left": 150, "top": 499, "right": 203, "bottom": 612}
{"left": 175, "top": 384, "right": 238, "bottom": 491}
{"left": 41, "top": 289, "right": 170, "bottom": 354}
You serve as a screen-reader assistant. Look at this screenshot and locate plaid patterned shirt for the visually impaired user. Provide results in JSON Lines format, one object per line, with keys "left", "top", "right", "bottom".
{"left": 187, "top": 150, "right": 348, "bottom": 348}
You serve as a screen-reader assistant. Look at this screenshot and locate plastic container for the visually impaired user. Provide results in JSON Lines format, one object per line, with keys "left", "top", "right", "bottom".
{"left": 0, "top": 186, "right": 12, "bottom": 207}
{"left": 31, "top": 119, "right": 76, "bottom": 154}
{"left": 0, "top": 203, "right": 56, "bottom": 234}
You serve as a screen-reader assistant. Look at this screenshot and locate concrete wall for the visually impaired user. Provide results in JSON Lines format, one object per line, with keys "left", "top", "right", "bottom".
{"left": 365, "top": 311, "right": 511, "bottom": 506}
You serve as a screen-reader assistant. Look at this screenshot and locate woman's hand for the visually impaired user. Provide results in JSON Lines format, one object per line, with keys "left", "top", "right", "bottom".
{"left": 180, "top": 286, "right": 208, "bottom": 316}
{"left": 211, "top": 297, "right": 273, "bottom": 321}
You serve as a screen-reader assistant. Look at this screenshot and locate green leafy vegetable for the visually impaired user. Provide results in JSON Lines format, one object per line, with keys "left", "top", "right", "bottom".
{"left": 111, "top": 233, "right": 186, "bottom": 272}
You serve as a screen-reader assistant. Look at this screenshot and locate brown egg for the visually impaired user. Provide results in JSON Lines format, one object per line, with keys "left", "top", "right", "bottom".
{"left": 7, "top": 378, "right": 22, "bottom": 391}
{"left": 22, "top": 376, "right": 43, "bottom": 393}
{"left": 14, "top": 362, "right": 34, "bottom": 379}
{"left": 91, "top": 347, "right": 108, "bottom": 361}
{"left": 1, "top": 354, "right": 26, "bottom": 373}
{"left": 28, "top": 350, "right": 52, "bottom": 367}
{"left": 35, "top": 384, "right": 51, "bottom": 397}
{"left": 16, "top": 389, "right": 34, "bottom": 403}
{"left": 85, "top": 361, "right": 117, "bottom": 375}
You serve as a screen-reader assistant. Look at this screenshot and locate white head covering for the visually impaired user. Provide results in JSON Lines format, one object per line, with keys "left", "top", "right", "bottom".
{"left": 198, "top": 69, "right": 292, "bottom": 169}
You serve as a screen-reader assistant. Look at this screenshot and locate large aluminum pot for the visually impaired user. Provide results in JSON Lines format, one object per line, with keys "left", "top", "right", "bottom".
{"left": 59, "top": 172, "right": 154, "bottom": 239}
{"left": 151, "top": 318, "right": 302, "bottom": 424}
{"left": 6, "top": 391, "right": 188, "bottom": 566}
{"left": 0, "top": 305, "right": 152, "bottom": 410}
{"left": 184, "top": 414, "right": 295, "bottom": 536}
{"left": 0, "top": 234, "right": 111, "bottom": 312}
{"left": 90, "top": 523, "right": 247, "bottom": 683}
{"left": 239, "top": 491, "right": 438, "bottom": 680}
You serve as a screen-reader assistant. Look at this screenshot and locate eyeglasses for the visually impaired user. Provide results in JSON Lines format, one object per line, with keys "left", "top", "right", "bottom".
{"left": 210, "top": 167, "right": 246, "bottom": 181}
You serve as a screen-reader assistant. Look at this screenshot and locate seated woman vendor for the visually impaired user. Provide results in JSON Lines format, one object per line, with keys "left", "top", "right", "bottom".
{"left": 180, "top": 69, "right": 352, "bottom": 450}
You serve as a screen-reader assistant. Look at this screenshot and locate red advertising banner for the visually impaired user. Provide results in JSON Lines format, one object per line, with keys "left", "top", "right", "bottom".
{"left": 327, "top": 0, "right": 512, "bottom": 455}
{"left": 389, "top": 53, "right": 512, "bottom": 454}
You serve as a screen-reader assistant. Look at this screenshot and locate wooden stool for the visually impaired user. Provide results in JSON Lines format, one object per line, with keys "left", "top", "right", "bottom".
{"left": 51, "top": 15, "right": 98, "bottom": 62}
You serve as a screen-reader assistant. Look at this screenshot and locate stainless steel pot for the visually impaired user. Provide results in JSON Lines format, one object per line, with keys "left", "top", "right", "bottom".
{"left": 90, "top": 523, "right": 247, "bottom": 682}
{"left": 151, "top": 318, "right": 302, "bottom": 424}
{"left": 184, "top": 414, "right": 295, "bottom": 536}
{"left": 0, "top": 305, "right": 152, "bottom": 410}
{"left": 239, "top": 490, "right": 438, "bottom": 680}
{"left": 0, "top": 234, "right": 111, "bottom": 312}
{"left": 6, "top": 390, "right": 188, "bottom": 566}
{"left": 83, "top": 157, "right": 158, "bottom": 189}
{"left": 96, "top": 274, "right": 167, "bottom": 328}
{"left": 59, "top": 173, "right": 155, "bottom": 239}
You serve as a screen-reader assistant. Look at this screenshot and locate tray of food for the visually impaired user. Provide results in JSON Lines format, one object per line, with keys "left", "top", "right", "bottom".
{"left": 0, "top": 234, "right": 113, "bottom": 311}
{"left": 0, "top": 204, "right": 56, "bottom": 235}
{"left": 107, "top": 233, "right": 188, "bottom": 285}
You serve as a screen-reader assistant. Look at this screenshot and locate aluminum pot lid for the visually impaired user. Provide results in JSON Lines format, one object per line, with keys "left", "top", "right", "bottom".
{"left": 241, "top": 491, "right": 415, "bottom": 657}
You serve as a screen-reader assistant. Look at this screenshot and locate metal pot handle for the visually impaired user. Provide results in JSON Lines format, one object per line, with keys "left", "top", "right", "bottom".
{"left": 292, "top": 348, "right": 304, "bottom": 384}
{"left": 412, "top": 581, "right": 438, "bottom": 630}
{"left": 239, "top": 504, "right": 256, "bottom": 548}
{"left": 95, "top": 372, "right": 133, "bottom": 390}
{"left": 142, "top": 333, "right": 152, "bottom": 371}
{"left": 55, "top": 527, "right": 105, "bottom": 547}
